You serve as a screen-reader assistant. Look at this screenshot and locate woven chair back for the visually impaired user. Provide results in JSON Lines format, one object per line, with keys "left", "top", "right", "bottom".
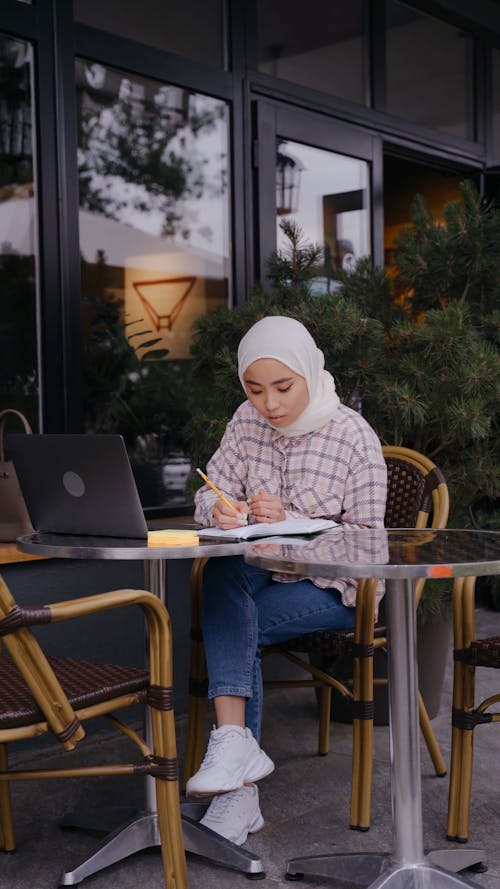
{"left": 0, "top": 576, "right": 84, "bottom": 749}
{"left": 384, "top": 458, "right": 426, "bottom": 528}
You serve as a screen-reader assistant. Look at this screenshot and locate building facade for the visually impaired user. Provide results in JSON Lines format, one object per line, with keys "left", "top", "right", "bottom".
{"left": 2, "top": 0, "right": 500, "bottom": 513}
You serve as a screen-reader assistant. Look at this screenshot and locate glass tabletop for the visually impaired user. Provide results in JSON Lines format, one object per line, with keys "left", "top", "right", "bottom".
{"left": 244, "top": 528, "right": 500, "bottom": 580}
{"left": 16, "top": 529, "right": 249, "bottom": 560}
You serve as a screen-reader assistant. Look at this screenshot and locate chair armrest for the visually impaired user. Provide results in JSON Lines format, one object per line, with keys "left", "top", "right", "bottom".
{"left": 45, "top": 589, "right": 173, "bottom": 695}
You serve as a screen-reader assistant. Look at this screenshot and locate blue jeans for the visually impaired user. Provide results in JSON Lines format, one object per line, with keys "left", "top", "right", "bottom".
{"left": 202, "top": 556, "right": 355, "bottom": 742}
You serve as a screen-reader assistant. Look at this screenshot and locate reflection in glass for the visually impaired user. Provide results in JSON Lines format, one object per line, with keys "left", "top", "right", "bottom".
{"left": 492, "top": 50, "right": 500, "bottom": 161}
{"left": 257, "top": 0, "right": 367, "bottom": 106}
{"left": 385, "top": 1, "right": 473, "bottom": 139}
{"left": 276, "top": 140, "right": 370, "bottom": 291}
{"left": 0, "top": 35, "right": 38, "bottom": 427}
{"left": 73, "top": 0, "right": 224, "bottom": 68}
{"left": 76, "top": 59, "right": 230, "bottom": 509}
{"left": 383, "top": 155, "right": 463, "bottom": 269}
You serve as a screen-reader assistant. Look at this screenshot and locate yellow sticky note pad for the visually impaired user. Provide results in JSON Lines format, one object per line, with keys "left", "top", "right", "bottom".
{"left": 147, "top": 529, "right": 199, "bottom": 547}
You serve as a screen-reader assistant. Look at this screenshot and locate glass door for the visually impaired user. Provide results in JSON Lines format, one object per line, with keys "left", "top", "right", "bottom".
{"left": 254, "top": 103, "right": 383, "bottom": 285}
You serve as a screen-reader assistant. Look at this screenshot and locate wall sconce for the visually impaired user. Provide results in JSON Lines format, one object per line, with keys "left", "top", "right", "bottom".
{"left": 276, "top": 146, "right": 303, "bottom": 216}
{"left": 133, "top": 276, "right": 196, "bottom": 331}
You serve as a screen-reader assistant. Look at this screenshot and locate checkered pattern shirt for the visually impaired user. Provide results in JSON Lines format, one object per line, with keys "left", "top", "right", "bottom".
{"left": 194, "top": 401, "right": 388, "bottom": 607}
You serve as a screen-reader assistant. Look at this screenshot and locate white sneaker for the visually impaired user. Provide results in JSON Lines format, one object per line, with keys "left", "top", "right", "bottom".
{"left": 185, "top": 725, "right": 274, "bottom": 798}
{"left": 200, "top": 784, "right": 264, "bottom": 845}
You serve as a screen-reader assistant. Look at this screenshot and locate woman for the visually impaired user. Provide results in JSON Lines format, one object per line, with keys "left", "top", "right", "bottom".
{"left": 187, "top": 315, "right": 387, "bottom": 845}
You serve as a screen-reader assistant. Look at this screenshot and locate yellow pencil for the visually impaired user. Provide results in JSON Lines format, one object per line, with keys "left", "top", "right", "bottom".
{"left": 196, "top": 467, "right": 248, "bottom": 524}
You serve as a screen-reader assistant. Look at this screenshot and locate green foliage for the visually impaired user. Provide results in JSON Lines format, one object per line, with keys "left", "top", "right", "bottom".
{"left": 186, "top": 194, "right": 500, "bottom": 615}
{"left": 83, "top": 291, "right": 193, "bottom": 461}
{"left": 266, "top": 220, "right": 324, "bottom": 296}
{"left": 393, "top": 180, "right": 500, "bottom": 314}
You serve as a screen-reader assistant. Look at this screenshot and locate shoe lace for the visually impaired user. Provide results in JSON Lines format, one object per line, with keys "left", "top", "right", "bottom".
{"left": 204, "top": 790, "right": 246, "bottom": 823}
{"left": 200, "top": 729, "right": 238, "bottom": 769}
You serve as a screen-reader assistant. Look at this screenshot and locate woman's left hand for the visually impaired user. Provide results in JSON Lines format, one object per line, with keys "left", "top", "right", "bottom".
{"left": 249, "top": 490, "right": 286, "bottom": 523}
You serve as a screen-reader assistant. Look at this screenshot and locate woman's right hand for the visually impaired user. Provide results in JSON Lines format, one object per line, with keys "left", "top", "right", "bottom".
{"left": 212, "top": 499, "right": 249, "bottom": 530}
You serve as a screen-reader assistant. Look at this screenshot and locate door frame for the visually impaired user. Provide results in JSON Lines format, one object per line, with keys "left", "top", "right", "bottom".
{"left": 253, "top": 99, "right": 384, "bottom": 282}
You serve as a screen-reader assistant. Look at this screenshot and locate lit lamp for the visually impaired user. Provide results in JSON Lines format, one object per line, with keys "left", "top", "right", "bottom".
{"left": 276, "top": 147, "right": 303, "bottom": 216}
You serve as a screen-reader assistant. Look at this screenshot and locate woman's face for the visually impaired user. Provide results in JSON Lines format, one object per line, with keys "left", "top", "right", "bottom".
{"left": 242, "top": 358, "right": 309, "bottom": 427}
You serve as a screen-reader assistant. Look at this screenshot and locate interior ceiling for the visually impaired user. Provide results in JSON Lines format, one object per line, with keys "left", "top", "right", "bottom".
{"left": 257, "top": 0, "right": 420, "bottom": 61}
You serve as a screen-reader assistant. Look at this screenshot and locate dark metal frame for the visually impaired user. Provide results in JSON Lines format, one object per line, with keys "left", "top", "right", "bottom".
{"left": 0, "top": 0, "right": 498, "bottom": 448}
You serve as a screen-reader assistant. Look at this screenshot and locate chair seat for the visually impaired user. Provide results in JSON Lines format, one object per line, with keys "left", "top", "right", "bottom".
{"left": 269, "top": 622, "right": 386, "bottom": 657}
{"left": 0, "top": 656, "right": 149, "bottom": 729}
{"left": 454, "top": 637, "right": 500, "bottom": 668}
{"left": 269, "top": 628, "right": 355, "bottom": 657}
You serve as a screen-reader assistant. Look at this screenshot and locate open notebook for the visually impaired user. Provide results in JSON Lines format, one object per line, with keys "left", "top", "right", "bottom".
{"left": 197, "top": 517, "right": 338, "bottom": 542}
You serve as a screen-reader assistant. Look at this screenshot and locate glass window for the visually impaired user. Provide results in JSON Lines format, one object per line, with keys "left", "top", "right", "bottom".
{"left": 276, "top": 140, "right": 370, "bottom": 291}
{"left": 73, "top": 0, "right": 225, "bottom": 69}
{"left": 257, "top": 0, "right": 367, "bottom": 107}
{"left": 0, "top": 35, "right": 38, "bottom": 427}
{"left": 383, "top": 154, "right": 464, "bottom": 268}
{"left": 76, "top": 59, "right": 230, "bottom": 510}
{"left": 492, "top": 49, "right": 500, "bottom": 161}
{"left": 385, "top": 1, "right": 474, "bottom": 140}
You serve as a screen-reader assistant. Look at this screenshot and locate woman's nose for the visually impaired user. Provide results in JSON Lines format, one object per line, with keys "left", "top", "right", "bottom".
{"left": 264, "top": 390, "right": 279, "bottom": 410}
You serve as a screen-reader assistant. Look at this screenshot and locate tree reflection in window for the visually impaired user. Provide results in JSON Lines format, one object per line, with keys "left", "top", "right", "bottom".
{"left": 76, "top": 62, "right": 228, "bottom": 243}
{"left": 76, "top": 60, "right": 230, "bottom": 509}
{"left": 0, "top": 36, "right": 38, "bottom": 426}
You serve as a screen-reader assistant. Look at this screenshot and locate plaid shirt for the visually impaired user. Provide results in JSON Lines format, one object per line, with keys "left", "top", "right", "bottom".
{"left": 194, "top": 400, "right": 387, "bottom": 607}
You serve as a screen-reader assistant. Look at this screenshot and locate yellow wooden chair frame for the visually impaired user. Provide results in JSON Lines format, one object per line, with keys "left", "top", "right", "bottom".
{"left": 0, "top": 575, "right": 187, "bottom": 889}
{"left": 446, "top": 576, "right": 500, "bottom": 843}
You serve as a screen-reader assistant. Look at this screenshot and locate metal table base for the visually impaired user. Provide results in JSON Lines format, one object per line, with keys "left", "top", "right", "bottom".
{"left": 284, "top": 578, "right": 486, "bottom": 889}
{"left": 285, "top": 853, "right": 486, "bottom": 887}
{"left": 59, "top": 804, "right": 264, "bottom": 885}
{"left": 58, "top": 557, "right": 264, "bottom": 885}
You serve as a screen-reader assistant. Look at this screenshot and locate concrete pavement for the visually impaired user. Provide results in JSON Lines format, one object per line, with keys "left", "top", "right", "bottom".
{"left": 3, "top": 607, "right": 500, "bottom": 889}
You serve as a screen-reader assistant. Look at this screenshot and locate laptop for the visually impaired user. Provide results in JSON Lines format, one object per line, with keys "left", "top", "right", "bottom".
{"left": 8, "top": 433, "right": 148, "bottom": 539}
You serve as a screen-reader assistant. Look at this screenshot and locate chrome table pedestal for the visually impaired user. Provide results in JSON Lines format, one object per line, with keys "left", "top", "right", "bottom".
{"left": 59, "top": 804, "right": 264, "bottom": 886}
{"left": 285, "top": 580, "right": 485, "bottom": 888}
{"left": 245, "top": 530, "right": 500, "bottom": 889}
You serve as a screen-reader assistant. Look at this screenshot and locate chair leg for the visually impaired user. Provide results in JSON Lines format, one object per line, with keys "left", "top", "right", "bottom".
{"left": 447, "top": 659, "right": 476, "bottom": 843}
{"left": 418, "top": 692, "right": 447, "bottom": 776}
{"left": 0, "top": 744, "right": 15, "bottom": 852}
{"left": 156, "top": 776, "right": 189, "bottom": 889}
{"left": 183, "top": 558, "right": 209, "bottom": 787}
{"left": 318, "top": 684, "right": 332, "bottom": 755}
{"left": 447, "top": 577, "right": 477, "bottom": 843}
{"left": 183, "top": 691, "right": 208, "bottom": 786}
{"left": 350, "top": 715, "right": 373, "bottom": 831}
{"left": 455, "top": 728, "right": 474, "bottom": 843}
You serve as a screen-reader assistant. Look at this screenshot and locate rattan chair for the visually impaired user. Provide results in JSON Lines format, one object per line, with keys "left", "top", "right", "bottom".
{"left": 183, "top": 445, "right": 450, "bottom": 831}
{"left": 0, "top": 574, "right": 188, "bottom": 889}
{"left": 446, "top": 576, "right": 500, "bottom": 843}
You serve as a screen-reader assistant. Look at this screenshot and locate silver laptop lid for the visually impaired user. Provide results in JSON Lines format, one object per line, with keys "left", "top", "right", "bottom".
{"left": 8, "top": 433, "right": 148, "bottom": 539}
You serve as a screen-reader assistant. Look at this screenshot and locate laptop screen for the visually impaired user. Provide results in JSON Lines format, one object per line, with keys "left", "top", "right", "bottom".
{"left": 8, "top": 433, "right": 148, "bottom": 539}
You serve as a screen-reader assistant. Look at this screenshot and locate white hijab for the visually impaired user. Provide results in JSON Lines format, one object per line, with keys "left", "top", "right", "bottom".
{"left": 237, "top": 316, "right": 341, "bottom": 437}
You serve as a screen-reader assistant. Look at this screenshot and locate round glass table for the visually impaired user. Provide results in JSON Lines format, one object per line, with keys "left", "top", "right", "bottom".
{"left": 245, "top": 528, "right": 500, "bottom": 889}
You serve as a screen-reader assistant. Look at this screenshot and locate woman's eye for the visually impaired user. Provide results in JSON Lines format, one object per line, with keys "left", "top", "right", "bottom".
{"left": 278, "top": 386, "right": 292, "bottom": 393}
